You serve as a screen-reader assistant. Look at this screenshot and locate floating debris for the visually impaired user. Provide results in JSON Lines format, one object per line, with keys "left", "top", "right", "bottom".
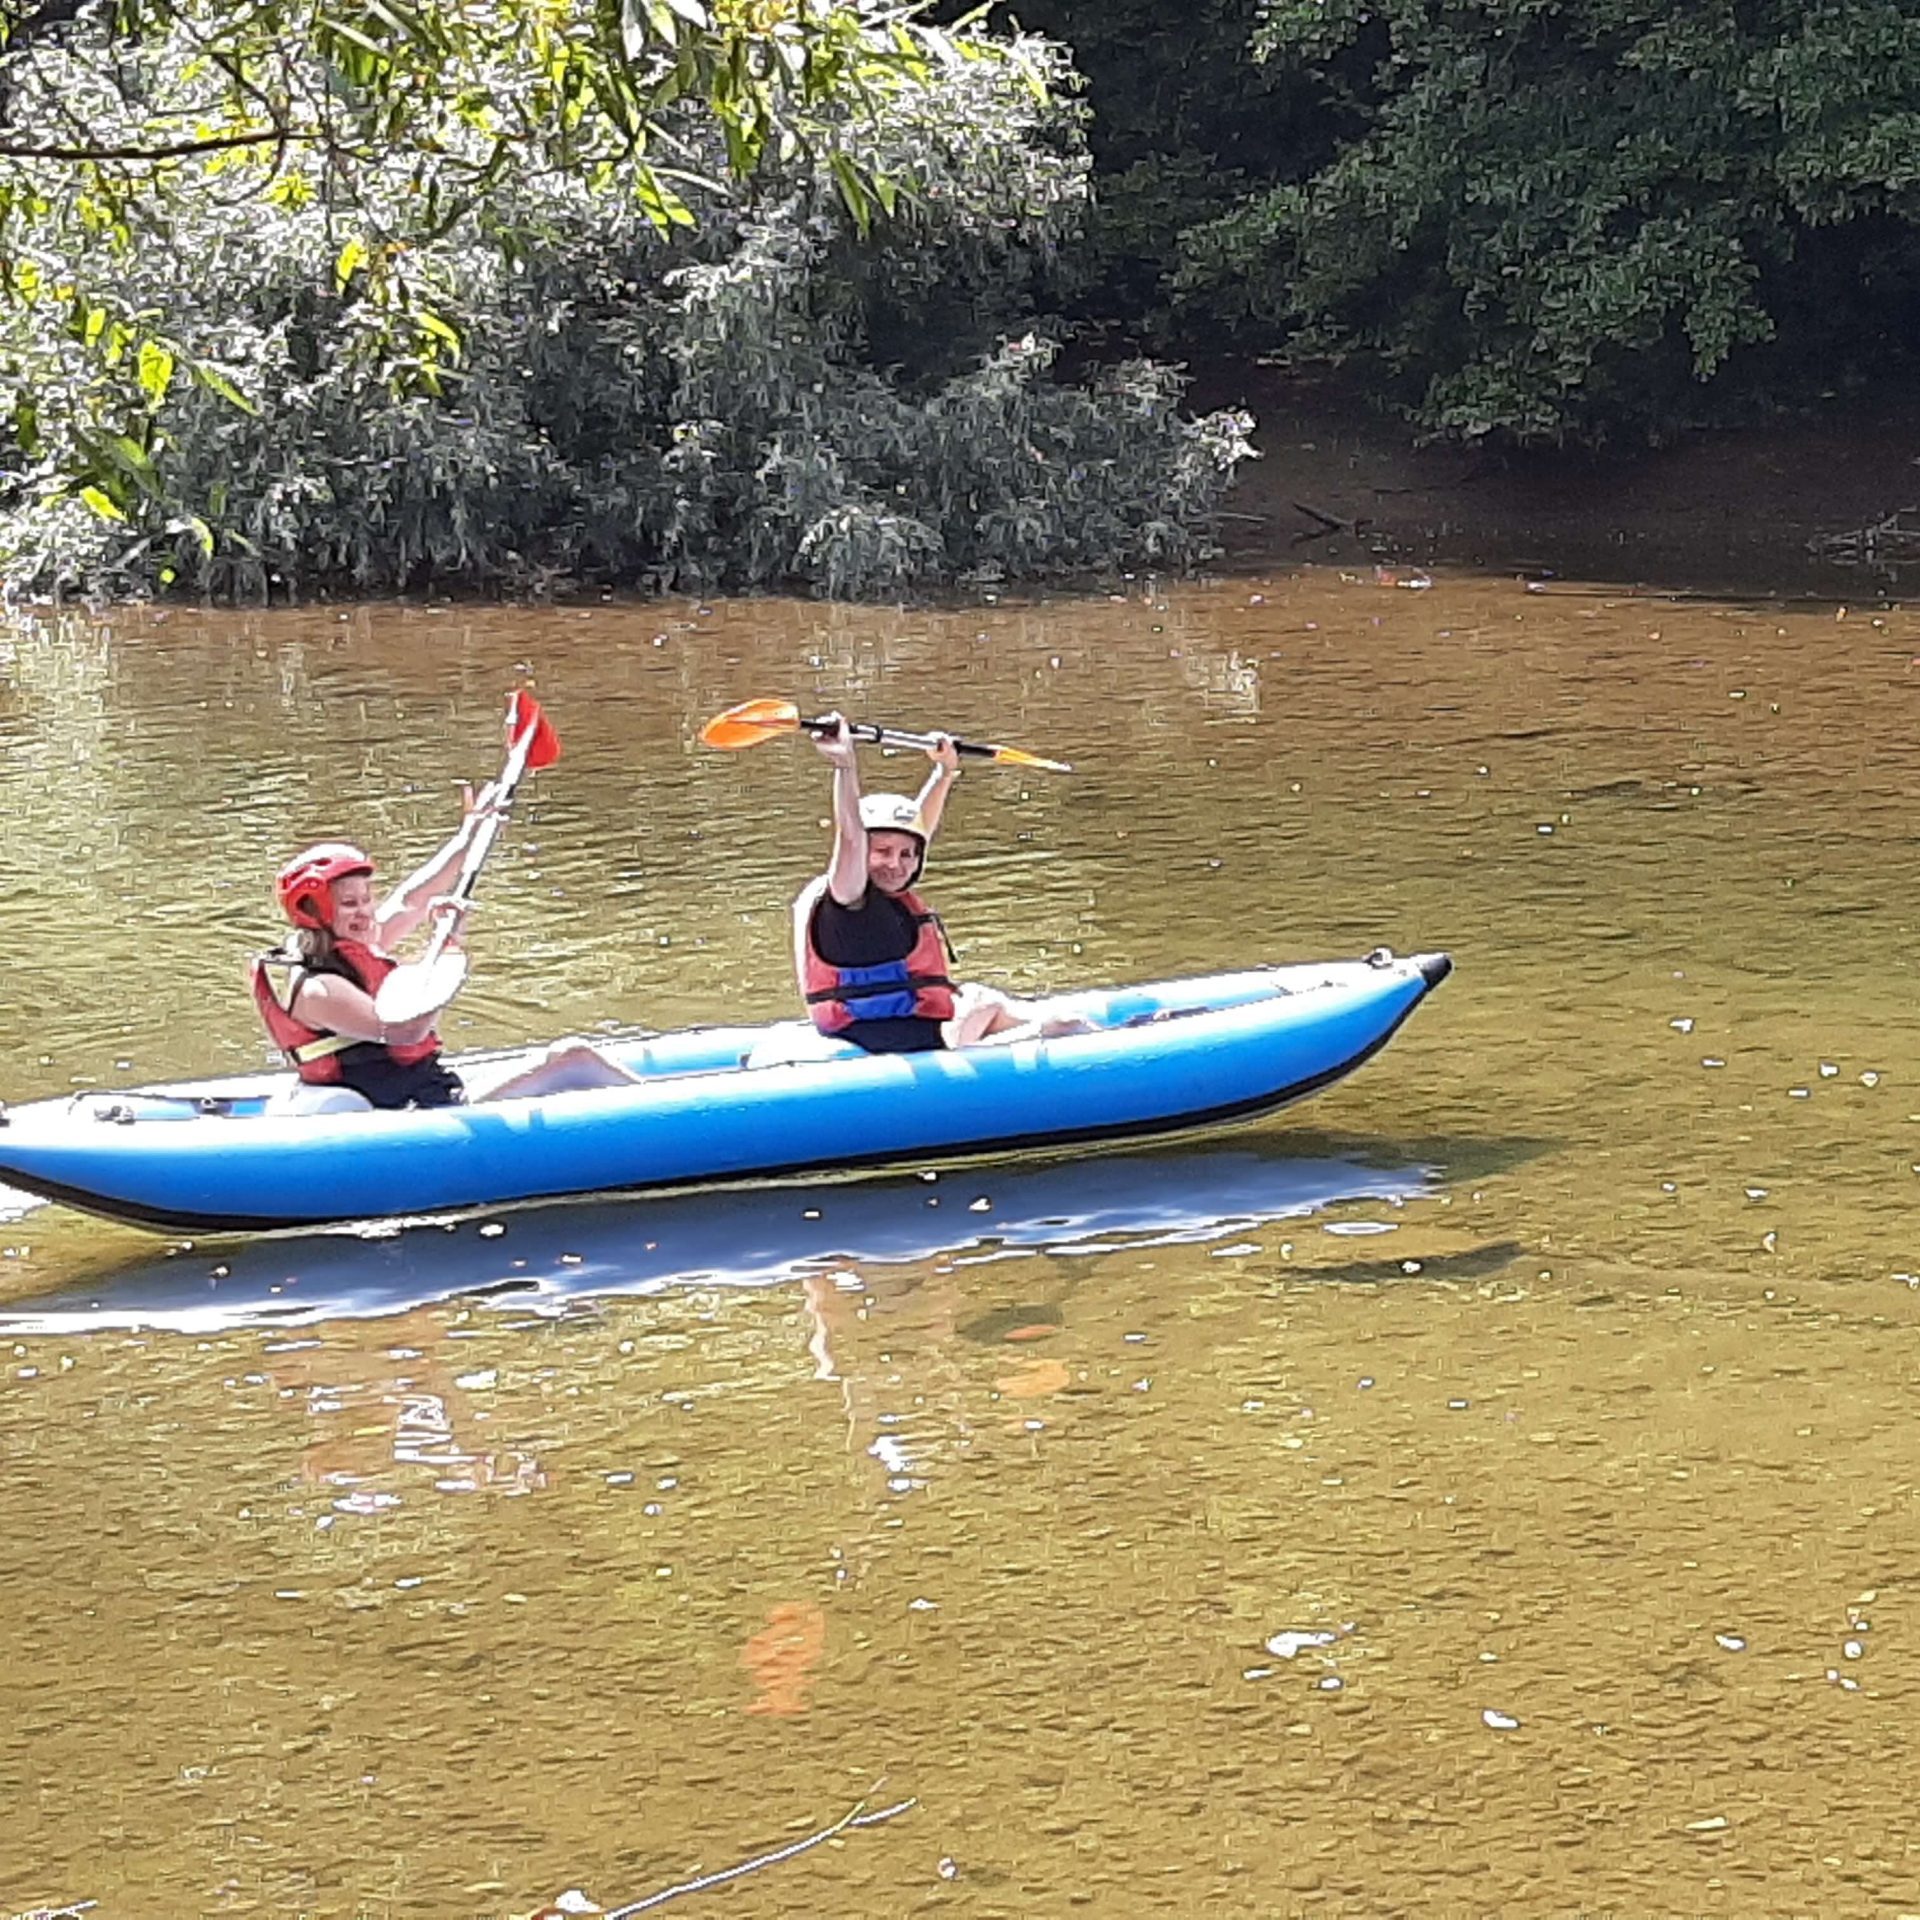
{"left": 1264, "top": 1629, "right": 1339, "bottom": 1659}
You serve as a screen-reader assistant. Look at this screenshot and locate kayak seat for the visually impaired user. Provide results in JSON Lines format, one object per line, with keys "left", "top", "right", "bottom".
{"left": 263, "top": 1083, "right": 376, "bottom": 1118}
{"left": 742, "top": 1023, "right": 865, "bottom": 1070}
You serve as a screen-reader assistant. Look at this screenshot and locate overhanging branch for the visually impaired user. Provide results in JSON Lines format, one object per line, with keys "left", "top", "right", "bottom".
{"left": 0, "top": 126, "right": 308, "bottom": 159}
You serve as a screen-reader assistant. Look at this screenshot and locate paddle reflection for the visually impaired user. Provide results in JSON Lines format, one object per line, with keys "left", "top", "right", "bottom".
{"left": 0, "top": 1143, "right": 1434, "bottom": 1335}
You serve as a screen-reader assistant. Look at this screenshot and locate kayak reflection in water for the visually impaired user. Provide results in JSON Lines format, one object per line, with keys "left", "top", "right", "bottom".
{"left": 252, "top": 800, "right": 639, "bottom": 1110}
{"left": 793, "top": 712, "right": 1079, "bottom": 1054}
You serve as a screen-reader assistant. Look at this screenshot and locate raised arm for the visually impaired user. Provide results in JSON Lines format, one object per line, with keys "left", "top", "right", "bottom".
{"left": 912, "top": 733, "right": 962, "bottom": 839}
{"left": 814, "top": 715, "right": 869, "bottom": 907}
{"left": 375, "top": 781, "right": 497, "bottom": 947}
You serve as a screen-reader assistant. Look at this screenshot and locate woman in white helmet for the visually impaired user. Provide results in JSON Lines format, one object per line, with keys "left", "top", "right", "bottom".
{"left": 792, "top": 713, "right": 1038, "bottom": 1052}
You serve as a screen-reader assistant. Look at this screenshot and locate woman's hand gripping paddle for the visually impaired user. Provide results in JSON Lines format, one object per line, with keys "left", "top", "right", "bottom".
{"left": 373, "top": 691, "right": 561, "bottom": 1027}
{"left": 700, "top": 697, "right": 1072, "bottom": 774}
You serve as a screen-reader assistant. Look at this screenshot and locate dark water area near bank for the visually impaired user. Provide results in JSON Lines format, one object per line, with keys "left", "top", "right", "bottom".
{"left": 1215, "top": 366, "right": 1920, "bottom": 604}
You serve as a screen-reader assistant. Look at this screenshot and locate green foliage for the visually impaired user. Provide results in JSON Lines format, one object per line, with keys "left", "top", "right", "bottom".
{"left": 0, "top": 25, "right": 1254, "bottom": 598}
{"left": 962, "top": 0, "right": 1335, "bottom": 342}
{"left": 0, "top": 0, "right": 1028, "bottom": 514}
{"left": 1179, "top": 0, "right": 1920, "bottom": 442}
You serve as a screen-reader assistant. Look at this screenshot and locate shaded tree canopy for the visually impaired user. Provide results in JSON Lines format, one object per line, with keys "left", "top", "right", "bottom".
{"left": 993, "top": 0, "right": 1920, "bottom": 443}
{"left": 1182, "top": 0, "right": 1920, "bottom": 442}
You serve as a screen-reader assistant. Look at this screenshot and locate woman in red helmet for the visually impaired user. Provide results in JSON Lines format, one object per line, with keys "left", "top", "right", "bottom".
{"left": 256, "top": 796, "right": 637, "bottom": 1109}
{"left": 793, "top": 714, "right": 1063, "bottom": 1054}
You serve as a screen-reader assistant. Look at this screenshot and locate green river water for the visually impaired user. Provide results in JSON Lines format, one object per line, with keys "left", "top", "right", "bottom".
{"left": 1, "top": 574, "right": 1917, "bottom": 1917}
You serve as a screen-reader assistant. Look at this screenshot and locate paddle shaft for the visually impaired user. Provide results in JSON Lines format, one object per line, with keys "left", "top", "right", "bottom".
{"left": 801, "top": 714, "right": 1004, "bottom": 762}
{"left": 410, "top": 700, "right": 541, "bottom": 976}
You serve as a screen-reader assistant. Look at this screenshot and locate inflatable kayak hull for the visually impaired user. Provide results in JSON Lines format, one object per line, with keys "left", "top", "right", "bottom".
{"left": 0, "top": 953, "right": 1450, "bottom": 1235}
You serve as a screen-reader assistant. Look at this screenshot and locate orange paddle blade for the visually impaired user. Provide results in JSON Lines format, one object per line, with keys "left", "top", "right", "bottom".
{"left": 700, "top": 697, "right": 803, "bottom": 751}
{"left": 507, "top": 690, "right": 562, "bottom": 769}
{"left": 984, "top": 744, "right": 1073, "bottom": 774}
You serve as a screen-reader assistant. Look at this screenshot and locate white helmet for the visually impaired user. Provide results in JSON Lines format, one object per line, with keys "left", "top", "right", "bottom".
{"left": 859, "top": 792, "right": 928, "bottom": 881}
{"left": 859, "top": 793, "right": 925, "bottom": 838}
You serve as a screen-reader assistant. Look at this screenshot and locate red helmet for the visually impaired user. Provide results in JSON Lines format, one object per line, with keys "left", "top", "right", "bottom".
{"left": 276, "top": 842, "right": 374, "bottom": 929}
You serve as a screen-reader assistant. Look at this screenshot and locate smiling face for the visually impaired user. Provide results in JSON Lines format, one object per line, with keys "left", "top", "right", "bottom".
{"left": 865, "top": 828, "right": 924, "bottom": 895}
{"left": 326, "top": 872, "right": 378, "bottom": 944}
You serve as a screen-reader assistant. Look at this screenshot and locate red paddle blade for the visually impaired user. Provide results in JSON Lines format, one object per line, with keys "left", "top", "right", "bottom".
{"left": 700, "top": 697, "right": 802, "bottom": 750}
{"left": 507, "top": 690, "right": 562, "bottom": 769}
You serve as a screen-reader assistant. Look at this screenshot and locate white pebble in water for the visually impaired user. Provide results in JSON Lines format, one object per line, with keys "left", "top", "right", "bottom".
{"left": 1265, "top": 1629, "right": 1338, "bottom": 1659}
{"left": 1844, "top": 1640, "right": 1864, "bottom": 1659}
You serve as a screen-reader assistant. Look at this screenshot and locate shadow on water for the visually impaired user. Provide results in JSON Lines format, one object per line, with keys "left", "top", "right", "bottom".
{"left": 0, "top": 1134, "right": 1545, "bottom": 1335}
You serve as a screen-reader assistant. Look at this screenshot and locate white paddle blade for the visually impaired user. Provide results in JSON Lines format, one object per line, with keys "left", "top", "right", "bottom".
{"left": 373, "top": 951, "right": 469, "bottom": 1027}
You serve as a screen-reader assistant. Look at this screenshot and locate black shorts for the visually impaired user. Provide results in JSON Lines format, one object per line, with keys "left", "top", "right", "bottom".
{"left": 841, "top": 1017, "right": 946, "bottom": 1055}
{"left": 337, "top": 1053, "right": 467, "bottom": 1110}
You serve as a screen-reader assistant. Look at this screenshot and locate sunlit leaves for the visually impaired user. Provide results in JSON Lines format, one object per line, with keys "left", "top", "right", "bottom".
{"left": 0, "top": 29, "right": 1250, "bottom": 601}
{"left": 136, "top": 338, "right": 174, "bottom": 403}
{"left": 0, "top": 0, "right": 1035, "bottom": 507}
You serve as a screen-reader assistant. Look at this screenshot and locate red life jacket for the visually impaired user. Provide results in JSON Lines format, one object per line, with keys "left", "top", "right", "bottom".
{"left": 250, "top": 940, "right": 442, "bottom": 1083}
{"left": 799, "top": 881, "right": 956, "bottom": 1035}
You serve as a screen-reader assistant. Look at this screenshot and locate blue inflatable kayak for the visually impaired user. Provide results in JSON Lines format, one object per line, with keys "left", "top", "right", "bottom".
{"left": 0, "top": 952, "right": 1450, "bottom": 1235}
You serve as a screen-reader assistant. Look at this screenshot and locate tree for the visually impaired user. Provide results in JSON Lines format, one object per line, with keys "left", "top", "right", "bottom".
{"left": 0, "top": 0, "right": 1026, "bottom": 512}
{"left": 1178, "top": 0, "right": 1920, "bottom": 443}
{"left": 0, "top": 9, "right": 1255, "bottom": 596}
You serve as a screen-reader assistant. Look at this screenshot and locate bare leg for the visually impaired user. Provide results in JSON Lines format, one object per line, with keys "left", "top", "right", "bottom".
{"left": 942, "top": 984, "right": 1092, "bottom": 1049}
{"left": 478, "top": 1041, "right": 643, "bottom": 1101}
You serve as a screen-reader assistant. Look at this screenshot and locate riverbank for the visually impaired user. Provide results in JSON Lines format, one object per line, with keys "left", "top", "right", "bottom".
{"left": 1214, "top": 365, "right": 1920, "bottom": 601}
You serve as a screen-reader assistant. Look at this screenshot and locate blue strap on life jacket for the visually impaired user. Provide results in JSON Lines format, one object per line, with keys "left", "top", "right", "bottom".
{"left": 828, "top": 959, "right": 921, "bottom": 1021}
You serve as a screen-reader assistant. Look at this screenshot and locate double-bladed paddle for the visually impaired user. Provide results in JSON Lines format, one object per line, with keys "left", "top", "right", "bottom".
{"left": 373, "top": 690, "right": 561, "bottom": 1027}
{"left": 700, "top": 697, "right": 1072, "bottom": 774}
